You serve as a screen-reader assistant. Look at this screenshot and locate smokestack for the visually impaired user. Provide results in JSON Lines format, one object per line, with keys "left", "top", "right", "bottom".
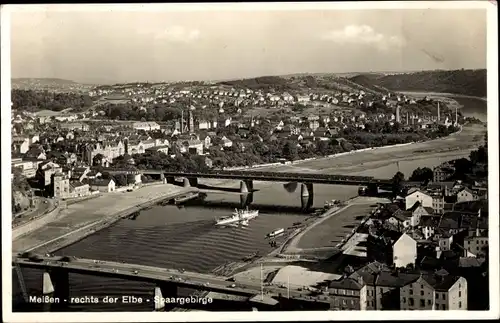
{"left": 476, "top": 208, "right": 482, "bottom": 237}
{"left": 437, "top": 102, "right": 440, "bottom": 123}
{"left": 181, "top": 110, "right": 184, "bottom": 134}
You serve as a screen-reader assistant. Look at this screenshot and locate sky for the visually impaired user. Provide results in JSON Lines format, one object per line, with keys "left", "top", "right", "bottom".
{"left": 9, "top": 4, "right": 488, "bottom": 84}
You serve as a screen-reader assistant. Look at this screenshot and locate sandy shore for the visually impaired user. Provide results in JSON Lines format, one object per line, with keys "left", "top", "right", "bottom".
{"left": 12, "top": 183, "right": 190, "bottom": 254}
{"left": 256, "top": 123, "right": 485, "bottom": 176}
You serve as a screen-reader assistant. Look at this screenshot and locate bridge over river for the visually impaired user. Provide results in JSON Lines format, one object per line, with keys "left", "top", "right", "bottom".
{"left": 101, "top": 168, "right": 394, "bottom": 209}
{"left": 14, "top": 255, "right": 326, "bottom": 311}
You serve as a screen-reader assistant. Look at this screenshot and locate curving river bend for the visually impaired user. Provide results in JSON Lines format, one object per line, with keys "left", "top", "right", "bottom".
{"left": 12, "top": 95, "right": 487, "bottom": 312}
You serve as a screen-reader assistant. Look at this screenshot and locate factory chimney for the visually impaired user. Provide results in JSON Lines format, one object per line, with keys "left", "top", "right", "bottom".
{"left": 437, "top": 102, "right": 440, "bottom": 123}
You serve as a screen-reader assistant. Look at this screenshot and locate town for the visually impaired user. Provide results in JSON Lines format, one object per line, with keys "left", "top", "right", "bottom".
{"left": 10, "top": 72, "right": 489, "bottom": 311}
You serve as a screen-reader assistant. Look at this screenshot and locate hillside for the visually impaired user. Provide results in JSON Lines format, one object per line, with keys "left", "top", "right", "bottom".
{"left": 349, "top": 69, "right": 487, "bottom": 98}
{"left": 12, "top": 78, "right": 78, "bottom": 85}
{"left": 218, "top": 75, "right": 388, "bottom": 95}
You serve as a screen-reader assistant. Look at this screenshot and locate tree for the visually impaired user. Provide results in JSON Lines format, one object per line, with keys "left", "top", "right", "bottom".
{"left": 113, "top": 174, "right": 128, "bottom": 186}
{"left": 409, "top": 167, "right": 433, "bottom": 182}
{"left": 93, "top": 153, "right": 105, "bottom": 166}
{"left": 470, "top": 145, "right": 487, "bottom": 165}
{"left": 283, "top": 141, "right": 298, "bottom": 161}
{"left": 391, "top": 171, "right": 405, "bottom": 196}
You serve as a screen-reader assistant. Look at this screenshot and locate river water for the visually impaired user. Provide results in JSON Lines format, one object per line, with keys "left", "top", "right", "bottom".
{"left": 12, "top": 96, "right": 487, "bottom": 312}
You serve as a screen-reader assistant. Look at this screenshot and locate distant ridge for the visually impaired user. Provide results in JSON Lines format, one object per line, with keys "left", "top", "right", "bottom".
{"left": 348, "top": 69, "right": 487, "bottom": 98}
{"left": 12, "top": 77, "right": 78, "bottom": 85}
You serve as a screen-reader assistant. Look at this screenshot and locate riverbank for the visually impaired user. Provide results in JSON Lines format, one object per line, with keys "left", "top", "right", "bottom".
{"left": 12, "top": 184, "right": 192, "bottom": 254}
{"left": 213, "top": 124, "right": 485, "bottom": 278}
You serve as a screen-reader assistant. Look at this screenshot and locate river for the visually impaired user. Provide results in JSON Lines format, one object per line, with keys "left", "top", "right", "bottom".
{"left": 12, "top": 95, "right": 487, "bottom": 312}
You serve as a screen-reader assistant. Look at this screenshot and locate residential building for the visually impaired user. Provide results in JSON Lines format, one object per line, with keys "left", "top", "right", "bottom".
{"left": 12, "top": 137, "right": 30, "bottom": 154}
{"left": 60, "top": 122, "right": 89, "bottom": 131}
{"left": 400, "top": 275, "right": 467, "bottom": 310}
{"left": 69, "top": 181, "right": 90, "bottom": 197}
{"left": 463, "top": 236, "right": 488, "bottom": 257}
{"left": 393, "top": 233, "right": 417, "bottom": 268}
{"left": 52, "top": 172, "right": 70, "bottom": 199}
{"left": 132, "top": 122, "right": 161, "bottom": 131}
{"left": 405, "top": 190, "right": 433, "bottom": 210}
{"left": 146, "top": 145, "right": 169, "bottom": 155}
{"left": 12, "top": 159, "right": 37, "bottom": 178}
{"left": 90, "top": 178, "right": 116, "bottom": 193}
{"left": 456, "top": 187, "right": 478, "bottom": 203}
{"left": 433, "top": 165, "right": 455, "bottom": 182}
{"left": 418, "top": 216, "right": 440, "bottom": 240}
{"left": 327, "top": 278, "right": 362, "bottom": 310}
{"left": 37, "top": 161, "right": 62, "bottom": 187}
{"left": 432, "top": 194, "right": 445, "bottom": 214}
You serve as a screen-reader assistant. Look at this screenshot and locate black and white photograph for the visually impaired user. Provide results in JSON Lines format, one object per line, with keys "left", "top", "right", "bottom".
{"left": 1, "top": 1, "right": 498, "bottom": 321}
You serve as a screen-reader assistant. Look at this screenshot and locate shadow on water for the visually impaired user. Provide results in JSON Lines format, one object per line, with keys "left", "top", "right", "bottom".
{"left": 197, "top": 183, "right": 260, "bottom": 193}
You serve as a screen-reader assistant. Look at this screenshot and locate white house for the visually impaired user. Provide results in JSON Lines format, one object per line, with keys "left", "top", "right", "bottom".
{"left": 90, "top": 178, "right": 116, "bottom": 193}
{"left": 405, "top": 190, "right": 433, "bottom": 210}
{"left": 393, "top": 233, "right": 417, "bottom": 268}
{"left": 132, "top": 122, "right": 160, "bottom": 131}
{"left": 456, "top": 187, "right": 478, "bottom": 203}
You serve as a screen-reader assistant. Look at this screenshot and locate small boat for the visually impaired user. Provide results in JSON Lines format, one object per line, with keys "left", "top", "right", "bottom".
{"left": 215, "top": 207, "right": 259, "bottom": 226}
{"left": 266, "top": 228, "right": 285, "bottom": 238}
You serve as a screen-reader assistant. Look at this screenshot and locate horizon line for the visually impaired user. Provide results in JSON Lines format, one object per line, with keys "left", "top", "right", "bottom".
{"left": 11, "top": 67, "right": 487, "bottom": 86}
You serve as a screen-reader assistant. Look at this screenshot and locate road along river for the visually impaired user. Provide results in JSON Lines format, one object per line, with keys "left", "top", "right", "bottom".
{"left": 12, "top": 98, "right": 487, "bottom": 312}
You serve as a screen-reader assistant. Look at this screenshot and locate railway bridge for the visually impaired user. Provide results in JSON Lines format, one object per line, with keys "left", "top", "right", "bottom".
{"left": 101, "top": 168, "right": 393, "bottom": 209}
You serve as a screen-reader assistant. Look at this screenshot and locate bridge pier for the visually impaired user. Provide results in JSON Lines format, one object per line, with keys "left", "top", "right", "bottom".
{"left": 154, "top": 283, "right": 178, "bottom": 311}
{"left": 240, "top": 180, "right": 253, "bottom": 193}
{"left": 43, "top": 269, "right": 70, "bottom": 301}
{"left": 183, "top": 177, "right": 198, "bottom": 187}
{"left": 240, "top": 192, "right": 254, "bottom": 208}
{"left": 300, "top": 183, "right": 314, "bottom": 210}
{"left": 188, "top": 177, "right": 198, "bottom": 187}
{"left": 367, "top": 183, "right": 379, "bottom": 196}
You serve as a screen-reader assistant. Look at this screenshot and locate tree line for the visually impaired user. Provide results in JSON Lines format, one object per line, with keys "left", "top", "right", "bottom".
{"left": 12, "top": 89, "right": 94, "bottom": 112}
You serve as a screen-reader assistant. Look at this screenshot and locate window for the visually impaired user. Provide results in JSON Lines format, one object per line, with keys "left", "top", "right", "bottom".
{"left": 342, "top": 299, "right": 346, "bottom": 305}
{"left": 459, "top": 291, "right": 461, "bottom": 297}
{"left": 428, "top": 300, "right": 432, "bottom": 305}
{"left": 421, "top": 284, "right": 424, "bottom": 289}
{"left": 441, "top": 304, "right": 446, "bottom": 310}
{"left": 459, "top": 284, "right": 461, "bottom": 289}
{"left": 459, "top": 301, "right": 462, "bottom": 309}
{"left": 409, "top": 289, "right": 413, "bottom": 295}
{"left": 402, "top": 297, "right": 406, "bottom": 303}
{"left": 420, "top": 290, "right": 424, "bottom": 296}
{"left": 420, "top": 299, "right": 425, "bottom": 307}
{"left": 351, "top": 300, "right": 355, "bottom": 305}
{"left": 442, "top": 294, "right": 446, "bottom": 300}
{"left": 408, "top": 298, "right": 414, "bottom": 306}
